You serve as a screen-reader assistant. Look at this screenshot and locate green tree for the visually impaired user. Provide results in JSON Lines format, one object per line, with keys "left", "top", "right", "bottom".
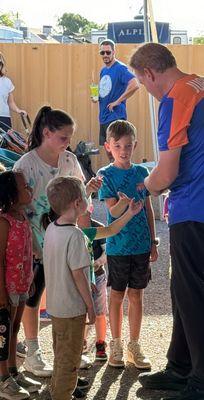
{"left": 58, "top": 13, "right": 101, "bottom": 35}
{"left": 193, "top": 36, "right": 204, "bottom": 44}
{"left": 0, "top": 12, "right": 15, "bottom": 27}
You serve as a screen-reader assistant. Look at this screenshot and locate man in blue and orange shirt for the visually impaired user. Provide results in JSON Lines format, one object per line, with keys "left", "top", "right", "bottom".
{"left": 130, "top": 43, "right": 204, "bottom": 400}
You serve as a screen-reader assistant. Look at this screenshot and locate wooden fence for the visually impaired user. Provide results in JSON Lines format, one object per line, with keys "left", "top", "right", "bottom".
{"left": 0, "top": 43, "right": 203, "bottom": 171}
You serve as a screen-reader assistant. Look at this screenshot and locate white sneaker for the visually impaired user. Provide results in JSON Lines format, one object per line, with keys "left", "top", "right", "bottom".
{"left": 109, "top": 338, "right": 124, "bottom": 368}
{"left": 14, "top": 372, "right": 41, "bottom": 393}
{"left": 127, "top": 340, "right": 151, "bottom": 370}
{"left": 24, "top": 349, "right": 53, "bottom": 377}
{"left": 0, "top": 376, "right": 29, "bottom": 400}
{"left": 79, "top": 354, "right": 92, "bottom": 369}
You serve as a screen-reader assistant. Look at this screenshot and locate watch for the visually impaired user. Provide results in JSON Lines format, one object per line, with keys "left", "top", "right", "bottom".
{"left": 151, "top": 238, "right": 160, "bottom": 246}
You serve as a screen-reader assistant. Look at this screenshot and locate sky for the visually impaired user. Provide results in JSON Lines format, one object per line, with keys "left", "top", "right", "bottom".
{"left": 1, "top": 0, "right": 204, "bottom": 37}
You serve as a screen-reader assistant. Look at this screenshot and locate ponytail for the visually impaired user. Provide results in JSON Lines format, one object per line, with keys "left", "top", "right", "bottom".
{"left": 28, "top": 106, "right": 75, "bottom": 150}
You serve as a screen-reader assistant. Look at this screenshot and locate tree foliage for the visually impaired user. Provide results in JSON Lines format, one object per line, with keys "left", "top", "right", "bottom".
{"left": 58, "top": 13, "right": 101, "bottom": 35}
{"left": 193, "top": 36, "right": 204, "bottom": 44}
{"left": 0, "top": 12, "right": 15, "bottom": 27}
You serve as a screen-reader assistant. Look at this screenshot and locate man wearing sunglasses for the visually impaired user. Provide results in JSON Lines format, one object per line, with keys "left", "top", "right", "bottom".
{"left": 94, "top": 40, "right": 138, "bottom": 155}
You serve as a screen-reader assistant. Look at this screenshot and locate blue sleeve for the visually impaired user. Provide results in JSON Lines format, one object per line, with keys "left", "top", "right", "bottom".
{"left": 98, "top": 171, "right": 117, "bottom": 201}
{"left": 119, "top": 65, "right": 135, "bottom": 86}
{"left": 158, "top": 98, "right": 174, "bottom": 151}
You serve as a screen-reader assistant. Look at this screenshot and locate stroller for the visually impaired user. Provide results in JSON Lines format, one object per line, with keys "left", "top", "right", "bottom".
{"left": 0, "top": 113, "right": 31, "bottom": 155}
{"left": 68, "top": 141, "right": 99, "bottom": 184}
{"left": 0, "top": 113, "right": 31, "bottom": 169}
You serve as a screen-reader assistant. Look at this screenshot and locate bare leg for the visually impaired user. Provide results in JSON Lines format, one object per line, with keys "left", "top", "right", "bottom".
{"left": 21, "top": 305, "right": 39, "bottom": 340}
{"left": 109, "top": 289, "right": 126, "bottom": 339}
{"left": 127, "top": 288, "right": 143, "bottom": 341}
{"left": 95, "top": 315, "right": 107, "bottom": 342}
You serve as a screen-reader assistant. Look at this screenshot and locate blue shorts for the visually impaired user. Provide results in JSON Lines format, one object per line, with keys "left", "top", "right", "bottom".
{"left": 9, "top": 292, "right": 29, "bottom": 307}
{"left": 92, "top": 271, "right": 107, "bottom": 316}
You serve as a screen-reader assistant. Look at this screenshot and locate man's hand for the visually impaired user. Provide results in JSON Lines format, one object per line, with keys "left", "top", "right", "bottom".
{"left": 107, "top": 100, "right": 119, "bottom": 112}
{"left": 86, "top": 176, "right": 103, "bottom": 196}
{"left": 86, "top": 306, "right": 96, "bottom": 325}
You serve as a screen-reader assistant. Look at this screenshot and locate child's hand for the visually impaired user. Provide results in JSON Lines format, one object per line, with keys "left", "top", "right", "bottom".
{"left": 118, "top": 191, "right": 131, "bottom": 204}
{"left": 86, "top": 176, "right": 103, "bottom": 195}
{"left": 150, "top": 244, "right": 159, "bottom": 262}
{"left": 128, "top": 199, "right": 144, "bottom": 216}
{"left": 86, "top": 306, "right": 96, "bottom": 325}
{"left": 136, "top": 182, "right": 146, "bottom": 192}
{"left": 0, "top": 287, "right": 9, "bottom": 308}
{"left": 91, "top": 283, "right": 98, "bottom": 293}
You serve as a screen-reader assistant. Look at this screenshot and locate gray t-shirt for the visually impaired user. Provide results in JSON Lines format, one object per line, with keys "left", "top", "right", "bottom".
{"left": 43, "top": 222, "right": 91, "bottom": 318}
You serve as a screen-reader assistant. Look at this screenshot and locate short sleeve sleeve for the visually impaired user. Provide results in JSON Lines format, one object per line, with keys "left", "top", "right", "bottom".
{"left": 158, "top": 98, "right": 189, "bottom": 151}
{"left": 98, "top": 172, "right": 117, "bottom": 201}
{"left": 119, "top": 65, "right": 135, "bottom": 86}
{"left": 7, "top": 78, "right": 15, "bottom": 93}
{"left": 67, "top": 229, "right": 90, "bottom": 270}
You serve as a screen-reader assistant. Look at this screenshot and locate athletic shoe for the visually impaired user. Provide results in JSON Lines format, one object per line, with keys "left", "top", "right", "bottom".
{"left": 95, "top": 340, "right": 107, "bottom": 361}
{"left": 16, "top": 341, "right": 27, "bottom": 358}
{"left": 0, "top": 376, "right": 29, "bottom": 399}
{"left": 24, "top": 349, "right": 53, "bottom": 377}
{"left": 162, "top": 384, "right": 204, "bottom": 399}
{"left": 14, "top": 372, "right": 41, "bottom": 393}
{"left": 77, "top": 377, "right": 89, "bottom": 389}
{"left": 40, "top": 310, "right": 51, "bottom": 322}
{"left": 127, "top": 340, "right": 151, "bottom": 370}
{"left": 73, "top": 387, "right": 86, "bottom": 399}
{"left": 79, "top": 354, "right": 92, "bottom": 369}
{"left": 138, "top": 368, "right": 188, "bottom": 390}
{"left": 108, "top": 338, "right": 124, "bottom": 368}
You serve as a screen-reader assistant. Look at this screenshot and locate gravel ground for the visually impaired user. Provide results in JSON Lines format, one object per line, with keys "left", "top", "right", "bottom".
{"left": 15, "top": 200, "right": 174, "bottom": 400}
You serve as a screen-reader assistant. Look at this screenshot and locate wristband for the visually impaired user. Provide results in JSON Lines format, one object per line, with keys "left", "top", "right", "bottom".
{"left": 151, "top": 237, "right": 160, "bottom": 246}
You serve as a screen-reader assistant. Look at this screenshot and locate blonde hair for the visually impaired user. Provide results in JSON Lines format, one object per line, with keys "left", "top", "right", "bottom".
{"left": 0, "top": 52, "right": 6, "bottom": 77}
{"left": 46, "top": 176, "right": 86, "bottom": 215}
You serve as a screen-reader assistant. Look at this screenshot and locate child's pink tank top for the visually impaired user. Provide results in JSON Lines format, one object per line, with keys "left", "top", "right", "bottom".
{"left": 2, "top": 213, "right": 33, "bottom": 294}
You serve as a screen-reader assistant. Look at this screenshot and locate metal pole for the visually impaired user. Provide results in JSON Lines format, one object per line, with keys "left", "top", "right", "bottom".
{"left": 143, "top": 0, "right": 149, "bottom": 42}
{"left": 143, "top": 0, "right": 163, "bottom": 218}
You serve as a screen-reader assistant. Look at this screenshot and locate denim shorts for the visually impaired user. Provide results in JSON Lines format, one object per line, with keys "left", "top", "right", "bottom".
{"left": 9, "top": 292, "right": 29, "bottom": 307}
{"left": 107, "top": 253, "right": 151, "bottom": 291}
{"left": 92, "top": 272, "right": 108, "bottom": 315}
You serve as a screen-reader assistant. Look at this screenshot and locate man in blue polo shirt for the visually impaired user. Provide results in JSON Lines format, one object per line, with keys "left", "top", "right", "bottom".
{"left": 93, "top": 40, "right": 138, "bottom": 158}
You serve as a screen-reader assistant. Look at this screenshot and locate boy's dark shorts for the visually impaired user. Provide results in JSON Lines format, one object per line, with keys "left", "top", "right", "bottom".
{"left": 107, "top": 253, "right": 151, "bottom": 291}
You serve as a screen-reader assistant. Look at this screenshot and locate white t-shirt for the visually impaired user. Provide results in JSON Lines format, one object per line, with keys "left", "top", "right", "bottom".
{"left": 43, "top": 222, "right": 90, "bottom": 318}
{"left": 14, "top": 149, "right": 84, "bottom": 258}
{"left": 0, "top": 76, "right": 14, "bottom": 117}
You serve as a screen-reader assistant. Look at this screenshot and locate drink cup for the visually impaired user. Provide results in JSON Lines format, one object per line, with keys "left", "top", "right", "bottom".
{"left": 90, "top": 84, "right": 99, "bottom": 101}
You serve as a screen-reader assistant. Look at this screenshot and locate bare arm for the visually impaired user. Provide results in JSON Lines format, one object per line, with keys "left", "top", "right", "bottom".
{"left": 106, "top": 192, "right": 131, "bottom": 218}
{"left": 145, "top": 197, "right": 158, "bottom": 262}
{"left": 108, "top": 78, "right": 138, "bottom": 111}
{"left": 8, "top": 92, "right": 27, "bottom": 115}
{"left": 95, "top": 198, "right": 143, "bottom": 240}
{"left": 0, "top": 218, "right": 9, "bottom": 307}
{"left": 72, "top": 268, "right": 95, "bottom": 324}
{"left": 144, "top": 147, "right": 182, "bottom": 196}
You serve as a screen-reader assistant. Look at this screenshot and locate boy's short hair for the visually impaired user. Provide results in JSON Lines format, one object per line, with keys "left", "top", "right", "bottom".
{"left": 46, "top": 176, "right": 86, "bottom": 215}
{"left": 106, "top": 120, "right": 137, "bottom": 142}
{"left": 130, "top": 43, "right": 176, "bottom": 73}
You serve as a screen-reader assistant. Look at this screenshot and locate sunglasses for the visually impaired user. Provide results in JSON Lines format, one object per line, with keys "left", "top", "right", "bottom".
{"left": 99, "top": 50, "right": 112, "bottom": 56}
